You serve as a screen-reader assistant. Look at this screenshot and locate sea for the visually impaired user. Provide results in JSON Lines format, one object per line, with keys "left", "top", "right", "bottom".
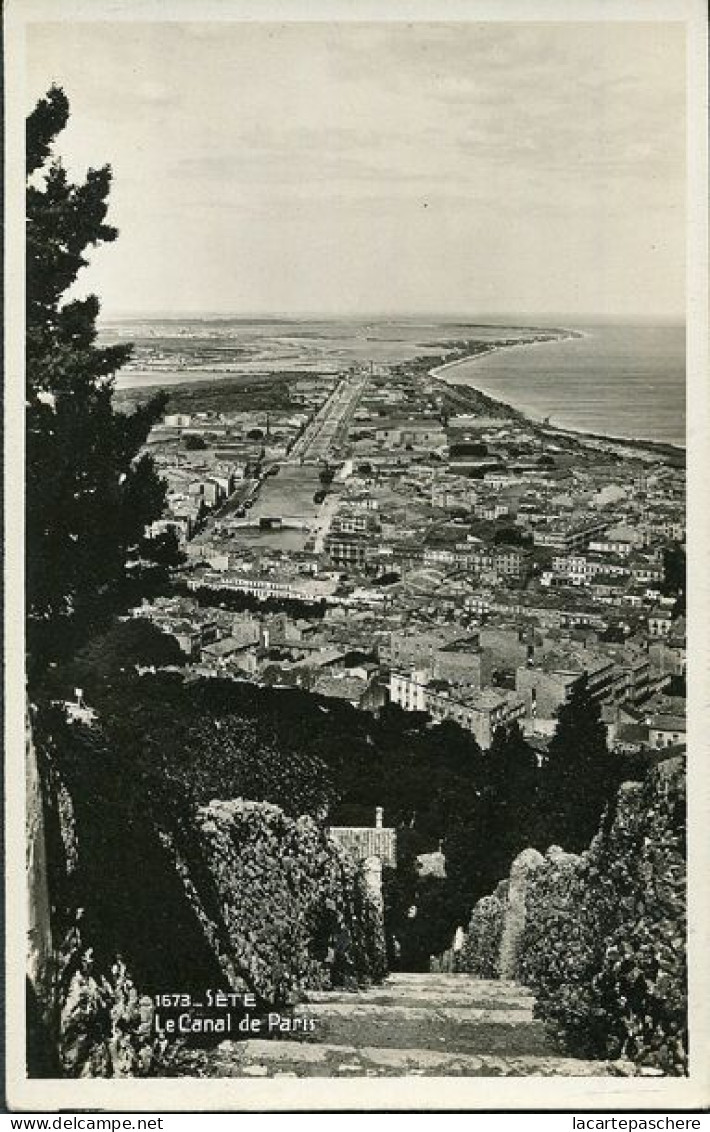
{"left": 440, "top": 322, "right": 686, "bottom": 448}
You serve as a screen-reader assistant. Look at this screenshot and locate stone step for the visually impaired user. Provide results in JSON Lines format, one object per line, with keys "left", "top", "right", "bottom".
{"left": 306, "top": 1002, "right": 535, "bottom": 1024}
{"left": 303, "top": 988, "right": 535, "bottom": 1011}
{"left": 385, "top": 975, "right": 529, "bottom": 994}
{"left": 288, "top": 1002, "right": 556, "bottom": 1057}
{"left": 209, "top": 1039, "right": 637, "bottom": 1078}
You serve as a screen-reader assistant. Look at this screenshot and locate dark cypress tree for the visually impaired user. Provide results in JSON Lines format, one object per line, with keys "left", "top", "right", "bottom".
{"left": 661, "top": 542, "right": 686, "bottom": 616}
{"left": 543, "top": 675, "right": 616, "bottom": 851}
{"left": 441, "top": 723, "right": 542, "bottom": 919}
{"left": 486, "top": 721, "right": 538, "bottom": 799}
{"left": 26, "top": 86, "right": 167, "bottom": 672}
{"left": 486, "top": 721, "right": 544, "bottom": 845}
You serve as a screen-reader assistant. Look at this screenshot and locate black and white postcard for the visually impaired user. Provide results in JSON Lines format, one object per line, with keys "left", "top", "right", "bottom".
{"left": 4, "top": 0, "right": 709, "bottom": 1113}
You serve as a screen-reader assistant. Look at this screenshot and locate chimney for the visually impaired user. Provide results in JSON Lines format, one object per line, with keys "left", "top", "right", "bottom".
{"left": 375, "top": 806, "right": 383, "bottom": 830}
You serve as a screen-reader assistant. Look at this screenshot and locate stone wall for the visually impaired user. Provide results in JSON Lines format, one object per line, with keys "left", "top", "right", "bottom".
{"left": 26, "top": 713, "right": 53, "bottom": 1015}
{"left": 26, "top": 711, "right": 57, "bottom": 1075}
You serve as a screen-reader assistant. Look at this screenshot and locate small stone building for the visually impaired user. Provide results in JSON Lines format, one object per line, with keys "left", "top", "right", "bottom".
{"left": 328, "top": 807, "right": 397, "bottom": 869}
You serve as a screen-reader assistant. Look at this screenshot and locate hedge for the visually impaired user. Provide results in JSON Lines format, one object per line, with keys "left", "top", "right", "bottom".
{"left": 46, "top": 797, "right": 386, "bottom": 1075}
{"left": 517, "top": 757, "right": 687, "bottom": 1074}
{"left": 459, "top": 886, "right": 505, "bottom": 978}
{"left": 31, "top": 708, "right": 386, "bottom": 1077}
{"left": 194, "top": 799, "right": 387, "bottom": 1005}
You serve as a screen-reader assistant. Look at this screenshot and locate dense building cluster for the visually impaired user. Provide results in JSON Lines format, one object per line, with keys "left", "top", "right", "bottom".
{"left": 134, "top": 354, "right": 686, "bottom": 754}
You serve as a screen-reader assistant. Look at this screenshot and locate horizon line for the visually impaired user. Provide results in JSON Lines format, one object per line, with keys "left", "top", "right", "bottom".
{"left": 98, "top": 309, "right": 686, "bottom": 324}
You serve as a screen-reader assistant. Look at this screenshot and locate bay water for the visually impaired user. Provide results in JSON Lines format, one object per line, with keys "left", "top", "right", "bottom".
{"left": 440, "top": 322, "right": 686, "bottom": 447}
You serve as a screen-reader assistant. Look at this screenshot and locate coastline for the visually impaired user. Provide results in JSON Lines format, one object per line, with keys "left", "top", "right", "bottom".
{"left": 428, "top": 332, "right": 686, "bottom": 462}
{"left": 428, "top": 327, "right": 583, "bottom": 382}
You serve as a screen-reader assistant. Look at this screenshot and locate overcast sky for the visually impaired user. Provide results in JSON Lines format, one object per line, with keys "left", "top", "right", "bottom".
{"left": 27, "top": 20, "right": 685, "bottom": 320}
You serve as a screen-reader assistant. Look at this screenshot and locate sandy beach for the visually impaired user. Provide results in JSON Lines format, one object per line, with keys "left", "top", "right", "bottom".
{"left": 428, "top": 332, "right": 685, "bottom": 463}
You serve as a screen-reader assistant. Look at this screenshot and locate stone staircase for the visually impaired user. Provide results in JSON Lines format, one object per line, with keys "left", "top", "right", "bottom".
{"left": 189, "top": 973, "right": 637, "bottom": 1078}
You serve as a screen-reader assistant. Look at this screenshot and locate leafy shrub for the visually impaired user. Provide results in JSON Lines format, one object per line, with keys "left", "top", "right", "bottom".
{"left": 517, "top": 757, "right": 686, "bottom": 1074}
{"left": 68, "top": 619, "right": 185, "bottom": 689}
{"left": 183, "top": 434, "right": 206, "bottom": 450}
{"left": 195, "top": 799, "right": 386, "bottom": 1005}
{"left": 459, "top": 884, "right": 506, "bottom": 978}
{"left": 31, "top": 707, "right": 386, "bottom": 1076}
{"left": 515, "top": 848, "right": 599, "bottom": 1052}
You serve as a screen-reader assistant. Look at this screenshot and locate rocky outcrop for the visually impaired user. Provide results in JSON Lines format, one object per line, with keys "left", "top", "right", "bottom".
{"left": 59, "top": 951, "right": 154, "bottom": 1078}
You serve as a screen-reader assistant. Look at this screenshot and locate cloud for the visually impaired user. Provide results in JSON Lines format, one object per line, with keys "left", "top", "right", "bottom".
{"left": 26, "top": 19, "right": 685, "bottom": 317}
